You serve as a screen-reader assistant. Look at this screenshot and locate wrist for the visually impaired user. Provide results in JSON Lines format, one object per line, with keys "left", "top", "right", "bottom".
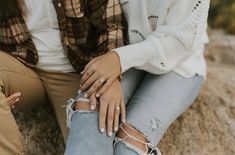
{"left": 110, "top": 50, "right": 122, "bottom": 75}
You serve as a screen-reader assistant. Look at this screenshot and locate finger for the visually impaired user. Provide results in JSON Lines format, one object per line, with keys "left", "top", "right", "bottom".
{"left": 80, "top": 69, "right": 95, "bottom": 87}
{"left": 6, "top": 92, "right": 20, "bottom": 102}
{"left": 6, "top": 96, "right": 17, "bottom": 104}
{"left": 107, "top": 103, "right": 115, "bottom": 137}
{"left": 90, "top": 93, "right": 97, "bottom": 110}
{"left": 99, "top": 99, "right": 108, "bottom": 134}
{"left": 85, "top": 77, "right": 107, "bottom": 97}
{"left": 6, "top": 92, "right": 21, "bottom": 103}
{"left": 81, "top": 59, "right": 96, "bottom": 74}
{"left": 120, "top": 99, "right": 126, "bottom": 123}
{"left": 9, "top": 98, "right": 20, "bottom": 107}
{"left": 114, "top": 102, "right": 120, "bottom": 132}
{"left": 79, "top": 72, "right": 102, "bottom": 92}
{"left": 96, "top": 78, "right": 114, "bottom": 97}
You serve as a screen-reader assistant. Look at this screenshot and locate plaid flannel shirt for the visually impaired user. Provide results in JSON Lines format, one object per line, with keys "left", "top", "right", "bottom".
{"left": 0, "top": 0, "right": 124, "bottom": 72}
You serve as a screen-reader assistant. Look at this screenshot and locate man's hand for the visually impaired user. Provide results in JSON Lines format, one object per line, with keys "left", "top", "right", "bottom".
{"left": 79, "top": 51, "right": 122, "bottom": 98}
{"left": 89, "top": 79, "right": 126, "bottom": 137}
{"left": 6, "top": 92, "right": 21, "bottom": 109}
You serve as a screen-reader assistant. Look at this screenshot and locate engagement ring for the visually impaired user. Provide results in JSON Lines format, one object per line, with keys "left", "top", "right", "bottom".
{"left": 99, "top": 77, "right": 105, "bottom": 83}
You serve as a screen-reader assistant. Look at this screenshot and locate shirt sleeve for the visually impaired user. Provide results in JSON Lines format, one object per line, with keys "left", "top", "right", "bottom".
{"left": 114, "top": 0, "right": 210, "bottom": 74}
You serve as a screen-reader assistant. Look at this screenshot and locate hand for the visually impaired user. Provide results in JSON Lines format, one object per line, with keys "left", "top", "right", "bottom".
{"left": 92, "top": 79, "right": 126, "bottom": 137}
{"left": 78, "top": 51, "right": 122, "bottom": 98}
{"left": 6, "top": 92, "right": 21, "bottom": 109}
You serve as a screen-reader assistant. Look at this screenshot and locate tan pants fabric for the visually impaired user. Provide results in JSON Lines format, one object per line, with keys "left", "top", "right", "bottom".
{"left": 0, "top": 52, "right": 81, "bottom": 155}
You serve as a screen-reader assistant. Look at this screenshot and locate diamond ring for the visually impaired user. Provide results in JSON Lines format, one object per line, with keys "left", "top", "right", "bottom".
{"left": 99, "top": 77, "right": 105, "bottom": 83}
{"left": 115, "top": 106, "right": 120, "bottom": 112}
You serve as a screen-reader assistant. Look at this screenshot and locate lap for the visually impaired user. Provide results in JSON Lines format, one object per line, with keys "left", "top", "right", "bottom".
{"left": 121, "top": 68, "right": 146, "bottom": 105}
{"left": 0, "top": 51, "right": 48, "bottom": 109}
{"left": 124, "top": 71, "right": 203, "bottom": 145}
{"left": 35, "top": 68, "right": 82, "bottom": 141}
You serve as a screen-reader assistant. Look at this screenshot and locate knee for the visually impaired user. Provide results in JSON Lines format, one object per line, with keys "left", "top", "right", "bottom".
{"left": 114, "top": 123, "right": 161, "bottom": 155}
{"left": 66, "top": 96, "right": 98, "bottom": 128}
{"left": 74, "top": 97, "right": 99, "bottom": 112}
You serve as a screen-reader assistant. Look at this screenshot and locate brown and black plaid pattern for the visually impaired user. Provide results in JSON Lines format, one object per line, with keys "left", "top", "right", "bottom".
{"left": 0, "top": 0, "right": 124, "bottom": 72}
{"left": 64, "top": 0, "right": 84, "bottom": 17}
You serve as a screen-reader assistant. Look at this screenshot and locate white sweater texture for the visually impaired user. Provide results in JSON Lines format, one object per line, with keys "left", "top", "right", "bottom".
{"left": 114, "top": 0, "right": 210, "bottom": 79}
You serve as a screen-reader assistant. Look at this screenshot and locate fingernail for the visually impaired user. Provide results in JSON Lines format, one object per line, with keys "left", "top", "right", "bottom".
{"left": 100, "top": 128, "right": 105, "bottom": 133}
{"left": 122, "top": 119, "right": 126, "bottom": 123}
{"left": 78, "top": 90, "right": 82, "bottom": 94}
{"left": 17, "top": 92, "right": 21, "bottom": 96}
{"left": 90, "top": 105, "right": 95, "bottom": 110}
{"left": 80, "top": 71, "right": 84, "bottom": 75}
{"left": 84, "top": 93, "right": 88, "bottom": 98}
{"left": 114, "top": 127, "right": 118, "bottom": 131}
{"left": 16, "top": 98, "right": 20, "bottom": 102}
{"left": 108, "top": 132, "right": 112, "bottom": 137}
{"left": 96, "top": 94, "right": 100, "bottom": 97}
{"left": 11, "top": 105, "right": 15, "bottom": 109}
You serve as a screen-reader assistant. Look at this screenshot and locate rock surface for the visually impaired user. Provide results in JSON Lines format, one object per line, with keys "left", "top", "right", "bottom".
{"left": 14, "top": 29, "right": 235, "bottom": 155}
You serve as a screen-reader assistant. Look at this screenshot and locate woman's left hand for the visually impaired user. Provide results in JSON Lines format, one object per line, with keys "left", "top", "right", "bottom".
{"left": 79, "top": 51, "right": 122, "bottom": 97}
{"left": 90, "top": 79, "right": 126, "bottom": 136}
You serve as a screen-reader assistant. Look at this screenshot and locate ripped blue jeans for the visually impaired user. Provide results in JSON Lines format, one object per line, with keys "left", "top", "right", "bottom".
{"left": 64, "top": 68, "right": 203, "bottom": 155}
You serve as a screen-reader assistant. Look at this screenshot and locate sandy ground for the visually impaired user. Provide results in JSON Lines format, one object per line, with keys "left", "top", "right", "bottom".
{"left": 13, "top": 29, "right": 235, "bottom": 155}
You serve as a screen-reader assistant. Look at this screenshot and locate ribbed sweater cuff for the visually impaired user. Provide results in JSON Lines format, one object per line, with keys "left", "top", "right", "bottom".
{"left": 113, "top": 37, "right": 162, "bottom": 73}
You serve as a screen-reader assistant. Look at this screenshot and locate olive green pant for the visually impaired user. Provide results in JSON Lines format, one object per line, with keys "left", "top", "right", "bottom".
{"left": 0, "top": 52, "right": 81, "bottom": 155}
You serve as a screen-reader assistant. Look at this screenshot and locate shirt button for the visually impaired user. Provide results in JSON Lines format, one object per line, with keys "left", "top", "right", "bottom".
{"left": 58, "top": 3, "right": 62, "bottom": 7}
{"left": 18, "top": 35, "right": 24, "bottom": 40}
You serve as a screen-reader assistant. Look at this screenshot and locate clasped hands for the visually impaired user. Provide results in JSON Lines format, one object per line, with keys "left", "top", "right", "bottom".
{"left": 78, "top": 51, "right": 126, "bottom": 137}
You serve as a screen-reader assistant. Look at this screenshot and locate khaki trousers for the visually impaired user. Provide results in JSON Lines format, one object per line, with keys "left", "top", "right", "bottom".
{"left": 0, "top": 52, "right": 81, "bottom": 155}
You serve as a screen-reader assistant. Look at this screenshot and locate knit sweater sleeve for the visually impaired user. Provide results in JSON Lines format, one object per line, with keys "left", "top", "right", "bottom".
{"left": 114, "top": 0, "right": 210, "bottom": 74}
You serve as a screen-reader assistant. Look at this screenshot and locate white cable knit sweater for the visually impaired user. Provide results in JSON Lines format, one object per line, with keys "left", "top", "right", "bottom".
{"left": 114, "top": 0, "right": 210, "bottom": 79}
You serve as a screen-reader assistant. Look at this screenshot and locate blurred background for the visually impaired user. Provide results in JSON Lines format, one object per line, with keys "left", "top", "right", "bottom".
{"left": 209, "top": 0, "right": 235, "bottom": 34}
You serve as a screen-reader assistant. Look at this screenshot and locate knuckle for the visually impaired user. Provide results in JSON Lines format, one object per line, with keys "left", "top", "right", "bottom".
{"left": 86, "top": 71, "right": 90, "bottom": 76}
{"left": 86, "top": 79, "right": 91, "bottom": 84}
{"left": 105, "top": 83, "right": 111, "bottom": 88}
{"left": 94, "top": 81, "right": 100, "bottom": 88}
{"left": 108, "top": 112, "right": 114, "bottom": 118}
{"left": 83, "top": 84, "right": 88, "bottom": 89}
{"left": 103, "top": 85, "right": 108, "bottom": 90}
